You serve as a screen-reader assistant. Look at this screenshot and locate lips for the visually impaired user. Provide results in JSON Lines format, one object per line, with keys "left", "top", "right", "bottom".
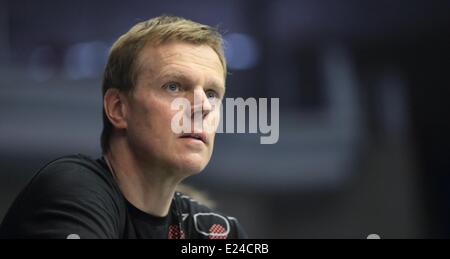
{"left": 179, "top": 132, "right": 207, "bottom": 144}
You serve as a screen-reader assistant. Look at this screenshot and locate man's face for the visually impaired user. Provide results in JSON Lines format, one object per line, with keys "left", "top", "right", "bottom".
{"left": 124, "top": 42, "right": 225, "bottom": 176}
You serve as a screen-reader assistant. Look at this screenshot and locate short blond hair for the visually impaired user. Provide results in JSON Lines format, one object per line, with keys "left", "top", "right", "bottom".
{"left": 101, "top": 15, "right": 226, "bottom": 153}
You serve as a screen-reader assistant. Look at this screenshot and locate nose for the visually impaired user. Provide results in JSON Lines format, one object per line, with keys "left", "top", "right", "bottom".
{"left": 191, "top": 89, "right": 212, "bottom": 119}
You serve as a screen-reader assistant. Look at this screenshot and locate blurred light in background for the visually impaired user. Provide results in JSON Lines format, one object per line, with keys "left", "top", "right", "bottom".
{"left": 28, "top": 45, "right": 56, "bottom": 82}
{"left": 64, "top": 41, "right": 108, "bottom": 80}
{"left": 224, "top": 33, "right": 259, "bottom": 70}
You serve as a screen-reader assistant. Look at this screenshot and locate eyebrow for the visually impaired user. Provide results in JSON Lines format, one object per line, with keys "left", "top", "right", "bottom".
{"left": 158, "top": 71, "right": 189, "bottom": 83}
{"left": 158, "top": 71, "right": 226, "bottom": 92}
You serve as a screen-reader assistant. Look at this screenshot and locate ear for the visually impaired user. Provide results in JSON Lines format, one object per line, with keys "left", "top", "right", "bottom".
{"left": 104, "top": 88, "right": 128, "bottom": 130}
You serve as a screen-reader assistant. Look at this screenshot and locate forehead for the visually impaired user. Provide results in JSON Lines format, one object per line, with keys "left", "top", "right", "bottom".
{"left": 137, "top": 42, "right": 225, "bottom": 84}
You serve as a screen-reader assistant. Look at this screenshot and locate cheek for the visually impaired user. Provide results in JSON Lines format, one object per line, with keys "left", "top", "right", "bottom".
{"left": 135, "top": 96, "right": 173, "bottom": 126}
{"left": 204, "top": 109, "right": 221, "bottom": 134}
{"left": 126, "top": 94, "right": 174, "bottom": 143}
{"left": 127, "top": 100, "right": 178, "bottom": 155}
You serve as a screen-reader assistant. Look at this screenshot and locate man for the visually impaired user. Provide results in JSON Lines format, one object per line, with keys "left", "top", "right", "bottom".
{"left": 0, "top": 15, "right": 247, "bottom": 239}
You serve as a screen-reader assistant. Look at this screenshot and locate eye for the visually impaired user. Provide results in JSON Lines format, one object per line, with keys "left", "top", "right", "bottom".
{"left": 164, "top": 82, "right": 181, "bottom": 93}
{"left": 205, "top": 90, "right": 219, "bottom": 101}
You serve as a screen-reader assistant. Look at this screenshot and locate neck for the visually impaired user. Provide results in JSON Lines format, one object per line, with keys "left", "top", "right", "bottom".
{"left": 104, "top": 139, "right": 182, "bottom": 217}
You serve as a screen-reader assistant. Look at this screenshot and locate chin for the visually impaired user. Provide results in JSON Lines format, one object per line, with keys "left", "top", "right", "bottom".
{"left": 176, "top": 155, "right": 209, "bottom": 176}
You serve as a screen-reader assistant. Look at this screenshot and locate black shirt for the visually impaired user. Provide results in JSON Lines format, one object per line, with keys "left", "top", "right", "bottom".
{"left": 0, "top": 154, "right": 247, "bottom": 239}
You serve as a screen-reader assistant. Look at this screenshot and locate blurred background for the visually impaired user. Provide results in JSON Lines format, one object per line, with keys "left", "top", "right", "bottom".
{"left": 1, "top": 0, "right": 449, "bottom": 238}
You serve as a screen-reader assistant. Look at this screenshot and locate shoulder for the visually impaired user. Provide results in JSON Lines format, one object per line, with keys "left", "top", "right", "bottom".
{"left": 175, "top": 192, "right": 248, "bottom": 239}
{"left": 33, "top": 154, "right": 110, "bottom": 182}
{"left": 0, "top": 154, "right": 125, "bottom": 238}
{"left": 11, "top": 154, "right": 123, "bottom": 220}
{"left": 25, "top": 154, "right": 117, "bottom": 196}
{"left": 17, "top": 154, "right": 124, "bottom": 214}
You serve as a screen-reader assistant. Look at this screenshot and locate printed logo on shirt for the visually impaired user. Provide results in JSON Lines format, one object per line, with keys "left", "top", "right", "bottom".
{"left": 193, "top": 213, "right": 230, "bottom": 239}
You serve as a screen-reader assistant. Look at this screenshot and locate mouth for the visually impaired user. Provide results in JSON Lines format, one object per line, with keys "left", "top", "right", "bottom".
{"left": 179, "top": 132, "right": 207, "bottom": 144}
